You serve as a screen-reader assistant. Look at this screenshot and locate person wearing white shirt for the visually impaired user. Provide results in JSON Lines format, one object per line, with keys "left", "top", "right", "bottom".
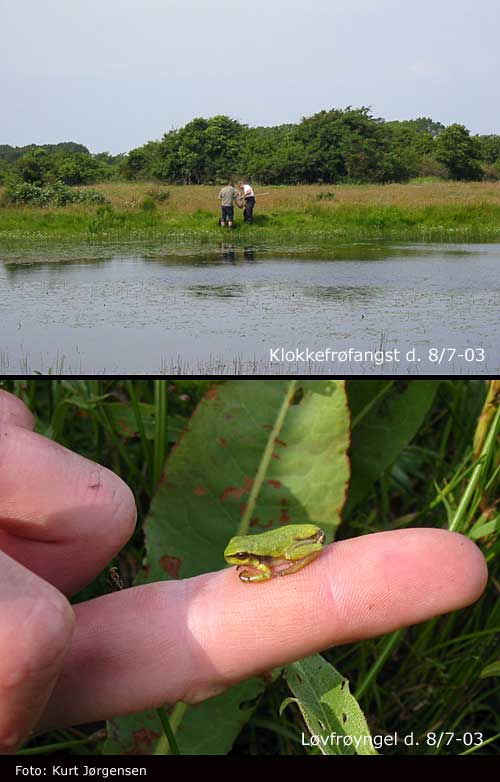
{"left": 238, "top": 180, "right": 256, "bottom": 224}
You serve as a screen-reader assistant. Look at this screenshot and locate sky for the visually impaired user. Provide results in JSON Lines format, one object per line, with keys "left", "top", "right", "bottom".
{"left": 2, "top": 0, "right": 499, "bottom": 153}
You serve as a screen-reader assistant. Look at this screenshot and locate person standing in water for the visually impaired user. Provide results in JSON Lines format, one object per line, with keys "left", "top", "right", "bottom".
{"left": 218, "top": 179, "right": 240, "bottom": 227}
{"left": 238, "top": 179, "right": 256, "bottom": 223}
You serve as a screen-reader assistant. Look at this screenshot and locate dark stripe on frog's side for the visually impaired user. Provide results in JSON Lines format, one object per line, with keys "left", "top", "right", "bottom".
{"left": 241, "top": 531, "right": 325, "bottom": 562}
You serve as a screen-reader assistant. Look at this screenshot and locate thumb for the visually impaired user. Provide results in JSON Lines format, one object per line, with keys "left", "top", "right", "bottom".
{"left": 0, "top": 550, "right": 75, "bottom": 753}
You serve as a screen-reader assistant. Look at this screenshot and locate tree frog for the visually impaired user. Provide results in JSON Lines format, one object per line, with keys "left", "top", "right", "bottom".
{"left": 224, "top": 524, "right": 326, "bottom": 583}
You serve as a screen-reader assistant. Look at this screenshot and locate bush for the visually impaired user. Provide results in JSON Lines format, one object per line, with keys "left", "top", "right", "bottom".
{"left": 77, "top": 188, "right": 110, "bottom": 205}
{"left": 0, "top": 160, "right": 10, "bottom": 185}
{"left": 3, "top": 182, "right": 110, "bottom": 207}
{"left": 417, "top": 155, "right": 449, "bottom": 179}
{"left": 140, "top": 196, "right": 158, "bottom": 212}
{"left": 57, "top": 153, "right": 105, "bottom": 185}
{"left": 145, "top": 188, "right": 170, "bottom": 203}
{"left": 435, "top": 124, "right": 483, "bottom": 181}
{"left": 4, "top": 182, "right": 53, "bottom": 206}
{"left": 482, "top": 162, "right": 500, "bottom": 181}
{"left": 316, "top": 190, "right": 336, "bottom": 201}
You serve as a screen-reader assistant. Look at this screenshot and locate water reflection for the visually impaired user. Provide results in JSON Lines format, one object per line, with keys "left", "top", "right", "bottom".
{"left": 3, "top": 257, "right": 111, "bottom": 279}
{"left": 219, "top": 244, "right": 236, "bottom": 264}
{"left": 219, "top": 244, "right": 257, "bottom": 264}
{"left": 1, "top": 240, "right": 495, "bottom": 272}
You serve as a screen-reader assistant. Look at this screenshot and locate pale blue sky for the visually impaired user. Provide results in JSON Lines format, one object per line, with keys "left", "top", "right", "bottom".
{"left": 2, "top": 0, "right": 499, "bottom": 153}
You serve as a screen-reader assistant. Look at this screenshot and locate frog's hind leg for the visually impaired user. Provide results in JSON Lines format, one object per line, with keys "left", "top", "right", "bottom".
{"left": 276, "top": 551, "right": 322, "bottom": 577}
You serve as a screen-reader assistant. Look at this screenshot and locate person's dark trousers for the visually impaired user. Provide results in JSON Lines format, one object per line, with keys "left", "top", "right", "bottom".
{"left": 243, "top": 197, "right": 255, "bottom": 223}
{"left": 221, "top": 205, "right": 234, "bottom": 224}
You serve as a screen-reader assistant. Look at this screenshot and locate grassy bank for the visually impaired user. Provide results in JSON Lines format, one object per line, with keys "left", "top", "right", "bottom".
{"left": 1, "top": 182, "right": 500, "bottom": 245}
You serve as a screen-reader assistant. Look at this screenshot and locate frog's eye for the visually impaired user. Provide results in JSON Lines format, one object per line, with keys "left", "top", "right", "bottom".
{"left": 232, "top": 552, "right": 248, "bottom": 560}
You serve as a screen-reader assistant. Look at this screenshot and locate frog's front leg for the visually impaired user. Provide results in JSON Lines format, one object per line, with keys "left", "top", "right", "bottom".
{"left": 237, "top": 557, "right": 272, "bottom": 583}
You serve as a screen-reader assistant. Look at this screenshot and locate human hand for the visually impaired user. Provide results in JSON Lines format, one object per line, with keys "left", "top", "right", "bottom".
{"left": 0, "top": 389, "right": 488, "bottom": 753}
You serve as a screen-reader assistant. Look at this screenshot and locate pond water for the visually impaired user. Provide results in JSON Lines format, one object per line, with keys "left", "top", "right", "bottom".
{"left": 1, "top": 241, "right": 499, "bottom": 374}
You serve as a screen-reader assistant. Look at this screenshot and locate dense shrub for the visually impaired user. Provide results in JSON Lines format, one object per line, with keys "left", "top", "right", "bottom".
{"left": 435, "top": 124, "right": 483, "bottom": 181}
{"left": 121, "top": 109, "right": 489, "bottom": 185}
{"left": 3, "top": 181, "right": 110, "bottom": 207}
{"left": 140, "top": 196, "right": 157, "bottom": 212}
{"left": 417, "top": 155, "right": 449, "bottom": 179}
{"left": 145, "top": 188, "right": 170, "bottom": 203}
{"left": 316, "top": 190, "right": 336, "bottom": 201}
{"left": 482, "top": 162, "right": 500, "bottom": 181}
{"left": 2, "top": 111, "right": 498, "bottom": 187}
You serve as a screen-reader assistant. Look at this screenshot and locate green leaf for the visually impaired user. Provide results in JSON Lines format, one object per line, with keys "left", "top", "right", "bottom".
{"left": 345, "top": 380, "right": 440, "bottom": 513}
{"left": 104, "top": 679, "right": 267, "bottom": 755}
{"left": 104, "top": 379, "right": 351, "bottom": 755}
{"left": 480, "top": 661, "right": 500, "bottom": 679}
{"left": 146, "top": 379, "right": 350, "bottom": 582}
{"left": 469, "top": 516, "right": 500, "bottom": 541}
{"left": 285, "top": 655, "right": 377, "bottom": 755}
{"left": 103, "top": 402, "right": 187, "bottom": 443}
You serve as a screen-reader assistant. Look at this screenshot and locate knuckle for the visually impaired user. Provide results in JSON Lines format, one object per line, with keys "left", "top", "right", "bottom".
{"left": 33, "top": 589, "right": 75, "bottom": 660}
{"left": 0, "top": 588, "right": 74, "bottom": 690}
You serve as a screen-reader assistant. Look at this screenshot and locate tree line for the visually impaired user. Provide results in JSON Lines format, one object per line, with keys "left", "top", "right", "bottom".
{"left": 2, "top": 107, "right": 500, "bottom": 187}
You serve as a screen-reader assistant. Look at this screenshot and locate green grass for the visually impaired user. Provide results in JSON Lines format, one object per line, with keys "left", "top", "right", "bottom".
{"left": 2, "top": 201, "right": 500, "bottom": 246}
{"left": 1, "top": 379, "right": 499, "bottom": 756}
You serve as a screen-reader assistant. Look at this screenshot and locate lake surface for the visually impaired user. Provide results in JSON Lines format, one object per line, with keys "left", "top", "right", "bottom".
{"left": 1, "top": 241, "right": 499, "bottom": 374}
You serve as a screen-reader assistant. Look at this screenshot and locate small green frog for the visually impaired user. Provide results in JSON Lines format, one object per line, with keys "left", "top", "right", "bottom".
{"left": 224, "top": 523, "right": 326, "bottom": 583}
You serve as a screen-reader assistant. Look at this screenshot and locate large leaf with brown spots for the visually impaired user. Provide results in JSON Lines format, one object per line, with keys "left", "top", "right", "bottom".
{"left": 104, "top": 379, "right": 350, "bottom": 755}
{"left": 147, "top": 379, "right": 350, "bottom": 581}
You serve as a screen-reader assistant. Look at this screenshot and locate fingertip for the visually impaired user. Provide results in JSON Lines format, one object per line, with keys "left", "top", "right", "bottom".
{"left": 0, "top": 390, "right": 35, "bottom": 430}
{"left": 306, "top": 528, "right": 489, "bottom": 640}
{"left": 111, "top": 477, "right": 138, "bottom": 548}
{"left": 442, "top": 530, "right": 488, "bottom": 606}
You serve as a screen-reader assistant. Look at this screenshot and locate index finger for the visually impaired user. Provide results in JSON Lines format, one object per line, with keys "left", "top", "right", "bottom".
{"left": 40, "top": 528, "right": 487, "bottom": 730}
